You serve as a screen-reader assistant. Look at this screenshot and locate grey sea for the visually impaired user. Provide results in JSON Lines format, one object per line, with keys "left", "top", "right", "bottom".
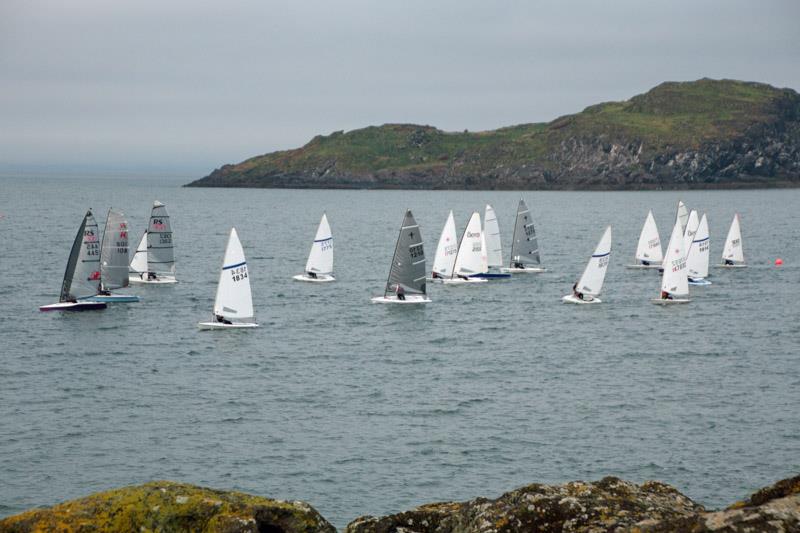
{"left": 1, "top": 175, "right": 798, "bottom": 528}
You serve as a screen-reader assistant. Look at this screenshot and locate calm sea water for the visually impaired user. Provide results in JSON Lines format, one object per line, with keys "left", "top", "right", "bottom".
{"left": 1, "top": 176, "right": 798, "bottom": 527}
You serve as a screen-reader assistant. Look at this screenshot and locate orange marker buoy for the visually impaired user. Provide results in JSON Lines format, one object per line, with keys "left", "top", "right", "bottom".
{"left": 775, "top": 258, "right": 783, "bottom": 266}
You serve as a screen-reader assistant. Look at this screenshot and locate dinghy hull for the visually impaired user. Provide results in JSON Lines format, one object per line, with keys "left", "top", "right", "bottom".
{"left": 441, "top": 277, "right": 487, "bottom": 285}
{"left": 469, "top": 272, "right": 512, "bottom": 279}
{"left": 129, "top": 275, "right": 177, "bottom": 284}
{"left": 688, "top": 278, "right": 712, "bottom": 286}
{"left": 40, "top": 301, "right": 107, "bottom": 312}
{"left": 562, "top": 294, "right": 601, "bottom": 304}
{"left": 371, "top": 295, "right": 431, "bottom": 304}
{"left": 650, "top": 298, "right": 691, "bottom": 305}
{"left": 82, "top": 294, "right": 140, "bottom": 303}
{"left": 625, "top": 264, "right": 661, "bottom": 269}
{"left": 292, "top": 274, "right": 335, "bottom": 283}
{"left": 197, "top": 321, "right": 259, "bottom": 330}
{"left": 500, "top": 267, "right": 546, "bottom": 273}
{"left": 715, "top": 264, "right": 747, "bottom": 268}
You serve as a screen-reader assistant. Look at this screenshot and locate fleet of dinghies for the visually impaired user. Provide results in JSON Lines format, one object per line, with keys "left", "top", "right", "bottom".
{"left": 41, "top": 197, "right": 749, "bottom": 316}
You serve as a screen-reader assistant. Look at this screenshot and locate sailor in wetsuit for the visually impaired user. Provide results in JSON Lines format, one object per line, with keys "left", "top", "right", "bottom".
{"left": 307, "top": 271, "right": 318, "bottom": 279}
{"left": 572, "top": 282, "right": 585, "bottom": 301}
{"left": 395, "top": 284, "right": 406, "bottom": 301}
{"left": 660, "top": 290, "right": 673, "bottom": 300}
{"left": 215, "top": 314, "right": 233, "bottom": 325}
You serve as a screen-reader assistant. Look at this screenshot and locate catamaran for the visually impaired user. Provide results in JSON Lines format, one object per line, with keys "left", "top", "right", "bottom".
{"left": 563, "top": 226, "right": 612, "bottom": 304}
{"left": 472, "top": 204, "right": 510, "bottom": 279}
{"left": 40, "top": 210, "right": 107, "bottom": 311}
{"left": 371, "top": 209, "right": 431, "bottom": 303}
{"left": 652, "top": 219, "right": 690, "bottom": 305}
{"left": 626, "top": 210, "right": 662, "bottom": 268}
{"left": 717, "top": 213, "right": 746, "bottom": 268}
{"left": 293, "top": 213, "right": 335, "bottom": 282}
{"left": 84, "top": 208, "right": 140, "bottom": 302}
{"left": 501, "top": 199, "right": 545, "bottom": 273}
{"left": 687, "top": 213, "right": 711, "bottom": 285}
{"left": 430, "top": 210, "right": 458, "bottom": 282}
{"left": 129, "top": 201, "right": 177, "bottom": 284}
{"left": 198, "top": 228, "right": 258, "bottom": 329}
{"left": 443, "top": 211, "right": 488, "bottom": 284}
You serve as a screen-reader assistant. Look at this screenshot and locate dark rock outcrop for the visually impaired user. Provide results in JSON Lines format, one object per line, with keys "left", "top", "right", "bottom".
{"left": 0, "top": 481, "right": 335, "bottom": 533}
{"left": 187, "top": 79, "right": 800, "bottom": 190}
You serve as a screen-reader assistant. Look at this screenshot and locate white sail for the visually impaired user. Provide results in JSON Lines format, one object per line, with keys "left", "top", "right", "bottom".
{"left": 575, "top": 226, "right": 612, "bottom": 297}
{"left": 100, "top": 208, "right": 130, "bottom": 290}
{"left": 480, "top": 229, "right": 489, "bottom": 273}
{"left": 304, "top": 213, "right": 333, "bottom": 275}
{"left": 687, "top": 213, "right": 710, "bottom": 279}
{"left": 661, "top": 219, "right": 689, "bottom": 298}
{"left": 432, "top": 210, "right": 458, "bottom": 278}
{"left": 213, "top": 228, "right": 255, "bottom": 323}
{"left": 453, "top": 212, "right": 485, "bottom": 277}
{"left": 129, "top": 231, "right": 147, "bottom": 275}
{"left": 676, "top": 200, "right": 689, "bottom": 233}
{"left": 483, "top": 204, "right": 503, "bottom": 268}
{"left": 721, "top": 213, "right": 745, "bottom": 264}
{"left": 634, "top": 210, "right": 662, "bottom": 264}
{"left": 147, "top": 200, "right": 175, "bottom": 276}
{"left": 682, "top": 209, "right": 699, "bottom": 254}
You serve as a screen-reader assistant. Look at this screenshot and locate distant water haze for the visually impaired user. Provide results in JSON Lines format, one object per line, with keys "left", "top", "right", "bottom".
{"left": 1, "top": 175, "right": 798, "bottom": 527}
{"left": 1, "top": 0, "right": 799, "bottom": 176}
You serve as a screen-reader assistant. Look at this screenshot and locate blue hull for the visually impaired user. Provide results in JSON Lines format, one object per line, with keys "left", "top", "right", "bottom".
{"left": 469, "top": 272, "right": 512, "bottom": 279}
{"left": 82, "top": 294, "right": 141, "bottom": 303}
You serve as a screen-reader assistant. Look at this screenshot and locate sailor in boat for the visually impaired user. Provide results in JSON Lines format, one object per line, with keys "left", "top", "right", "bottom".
{"left": 641, "top": 260, "right": 651, "bottom": 266}
{"left": 571, "top": 282, "right": 592, "bottom": 302}
{"left": 147, "top": 271, "right": 158, "bottom": 281}
{"left": 513, "top": 261, "right": 524, "bottom": 269}
{"left": 395, "top": 284, "right": 406, "bottom": 301}
{"left": 724, "top": 258, "right": 735, "bottom": 266}
{"left": 215, "top": 314, "right": 232, "bottom": 325}
{"left": 660, "top": 290, "right": 673, "bottom": 300}
{"left": 431, "top": 271, "right": 441, "bottom": 280}
{"left": 307, "top": 271, "right": 318, "bottom": 279}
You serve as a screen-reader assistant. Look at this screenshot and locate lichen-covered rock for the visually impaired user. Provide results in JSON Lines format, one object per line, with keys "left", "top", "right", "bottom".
{"left": 344, "top": 477, "right": 704, "bottom": 533}
{"left": 0, "top": 481, "right": 335, "bottom": 533}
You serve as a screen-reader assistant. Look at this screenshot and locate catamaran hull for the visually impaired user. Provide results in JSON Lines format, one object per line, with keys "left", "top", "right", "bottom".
{"left": 500, "top": 266, "right": 546, "bottom": 273}
{"left": 650, "top": 298, "right": 691, "bottom": 305}
{"left": 197, "top": 321, "right": 259, "bottom": 330}
{"left": 625, "top": 264, "right": 661, "bottom": 269}
{"left": 688, "top": 278, "right": 712, "bottom": 286}
{"left": 441, "top": 277, "right": 487, "bottom": 285}
{"left": 371, "top": 295, "right": 431, "bottom": 304}
{"left": 129, "top": 274, "right": 177, "bottom": 284}
{"left": 40, "top": 301, "right": 107, "bottom": 312}
{"left": 469, "top": 272, "right": 512, "bottom": 279}
{"left": 715, "top": 264, "right": 747, "bottom": 268}
{"left": 562, "top": 294, "right": 601, "bottom": 304}
{"left": 292, "top": 274, "right": 336, "bottom": 283}
{"left": 82, "top": 294, "right": 140, "bottom": 303}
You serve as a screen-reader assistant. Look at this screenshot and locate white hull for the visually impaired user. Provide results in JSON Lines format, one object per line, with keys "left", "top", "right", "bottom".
{"left": 292, "top": 273, "right": 336, "bottom": 283}
{"left": 129, "top": 274, "right": 177, "bottom": 284}
{"left": 371, "top": 295, "right": 431, "bottom": 304}
{"left": 500, "top": 266, "right": 546, "bottom": 273}
{"left": 650, "top": 298, "right": 691, "bottom": 305}
{"left": 688, "top": 278, "right": 712, "bottom": 286}
{"left": 441, "top": 277, "right": 488, "bottom": 285}
{"left": 40, "top": 301, "right": 107, "bottom": 312}
{"left": 562, "top": 294, "right": 601, "bottom": 304}
{"left": 715, "top": 264, "right": 747, "bottom": 269}
{"left": 198, "top": 321, "right": 259, "bottom": 330}
{"left": 625, "top": 264, "right": 661, "bottom": 269}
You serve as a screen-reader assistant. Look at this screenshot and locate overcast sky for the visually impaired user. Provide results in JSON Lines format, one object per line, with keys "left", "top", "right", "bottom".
{"left": 1, "top": 0, "right": 798, "bottom": 176}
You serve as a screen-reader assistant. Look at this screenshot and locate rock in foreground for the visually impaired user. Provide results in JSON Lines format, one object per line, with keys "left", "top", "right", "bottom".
{"left": 345, "top": 475, "right": 800, "bottom": 533}
{"left": 0, "top": 481, "right": 335, "bottom": 533}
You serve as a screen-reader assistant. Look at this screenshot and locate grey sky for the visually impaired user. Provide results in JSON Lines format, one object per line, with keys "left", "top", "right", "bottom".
{"left": 1, "top": 0, "right": 798, "bottom": 176}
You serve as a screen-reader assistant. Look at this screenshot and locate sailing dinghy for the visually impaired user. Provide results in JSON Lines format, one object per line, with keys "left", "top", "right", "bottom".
{"left": 84, "top": 208, "right": 140, "bottom": 302}
{"left": 661, "top": 208, "right": 698, "bottom": 273}
{"left": 40, "top": 210, "right": 107, "bottom": 311}
{"left": 687, "top": 213, "right": 711, "bottom": 285}
{"left": 563, "top": 226, "right": 612, "bottom": 304}
{"left": 371, "top": 209, "right": 431, "bottom": 303}
{"left": 626, "top": 210, "right": 662, "bottom": 268}
{"left": 198, "top": 228, "right": 258, "bottom": 329}
{"left": 429, "top": 210, "right": 459, "bottom": 282}
{"left": 472, "top": 204, "right": 510, "bottom": 279}
{"left": 717, "top": 213, "right": 746, "bottom": 268}
{"left": 129, "top": 201, "right": 177, "bottom": 284}
{"left": 443, "top": 211, "right": 487, "bottom": 284}
{"left": 293, "top": 213, "right": 335, "bottom": 282}
{"left": 652, "top": 219, "right": 690, "bottom": 305}
{"left": 500, "top": 199, "right": 545, "bottom": 273}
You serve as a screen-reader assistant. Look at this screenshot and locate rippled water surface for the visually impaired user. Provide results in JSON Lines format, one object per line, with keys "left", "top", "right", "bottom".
{"left": 1, "top": 176, "right": 798, "bottom": 527}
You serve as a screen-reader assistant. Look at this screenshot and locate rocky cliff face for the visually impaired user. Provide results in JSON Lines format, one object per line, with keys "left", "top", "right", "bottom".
{"left": 188, "top": 79, "right": 800, "bottom": 190}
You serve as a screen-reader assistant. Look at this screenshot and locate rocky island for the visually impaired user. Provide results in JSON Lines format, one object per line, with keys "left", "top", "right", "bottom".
{"left": 187, "top": 79, "right": 800, "bottom": 190}
{"left": 2, "top": 475, "right": 798, "bottom": 532}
